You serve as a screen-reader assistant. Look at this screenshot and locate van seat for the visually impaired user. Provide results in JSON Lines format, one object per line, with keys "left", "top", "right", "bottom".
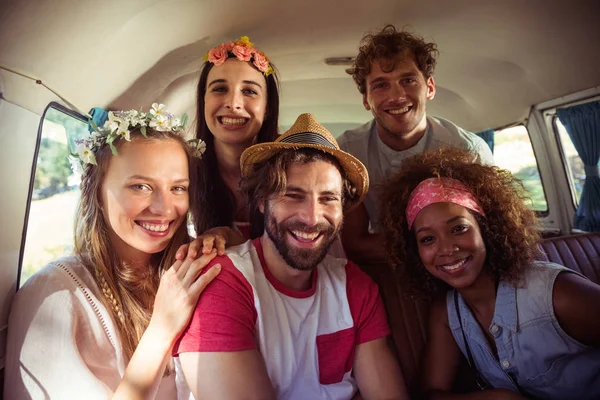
{"left": 360, "top": 232, "right": 600, "bottom": 395}
{"left": 538, "top": 232, "right": 600, "bottom": 284}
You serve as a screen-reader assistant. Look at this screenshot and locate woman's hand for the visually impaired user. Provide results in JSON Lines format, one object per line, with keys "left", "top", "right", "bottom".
{"left": 176, "top": 226, "right": 246, "bottom": 258}
{"left": 112, "top": 250, "right": 221, "bottom": 400}
{"left": 148, "top": 249, "right": 221, "bottom": 344}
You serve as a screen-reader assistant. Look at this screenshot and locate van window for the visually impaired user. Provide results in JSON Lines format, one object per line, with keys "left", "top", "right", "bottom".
{"left": 20, "top": 105, "right": 88, "bottom": 287}
{"left": 493, "top": 124, "right": 548, "bottom": 213}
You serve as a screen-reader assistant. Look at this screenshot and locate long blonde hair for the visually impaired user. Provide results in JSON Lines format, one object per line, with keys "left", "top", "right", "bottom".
{"left": 74, "top": 129, "right": 194, "bottom": 365}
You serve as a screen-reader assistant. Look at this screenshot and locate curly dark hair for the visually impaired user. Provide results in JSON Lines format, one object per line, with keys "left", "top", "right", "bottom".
{"left": 380, "top": 147, "right": 541, "bottom": 297}
{"left": 346, "top": 25, "right": 439, "bottom": 94}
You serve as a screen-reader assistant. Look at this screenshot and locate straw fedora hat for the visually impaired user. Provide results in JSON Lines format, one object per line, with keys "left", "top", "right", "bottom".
{"left": 240, "top": 113, "right": 369, "bottom": 211}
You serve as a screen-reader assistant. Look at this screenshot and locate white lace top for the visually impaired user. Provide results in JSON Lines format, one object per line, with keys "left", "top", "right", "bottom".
{"left": 4, "top": 256, "right": 191, "bottom": 400}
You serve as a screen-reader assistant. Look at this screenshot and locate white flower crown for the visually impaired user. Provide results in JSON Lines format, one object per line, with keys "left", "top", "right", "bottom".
{"left": 69, "top": 103, "right": 206, "bottom": 173}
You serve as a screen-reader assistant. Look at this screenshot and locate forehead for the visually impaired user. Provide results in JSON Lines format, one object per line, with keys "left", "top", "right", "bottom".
{"left": 414, "top": 202, "right": 477, "bottom": 227}
{"left": 284, "top": 160, "right": 343, "bottom": 192}
{"left": 207, "top": 58, "right": 266, "bottom": 84}
{"left": 105, "top": 138, "right": 189, "bottom": 180}
{"left": 366, "top": 56, "right": 421, "bottom": 82}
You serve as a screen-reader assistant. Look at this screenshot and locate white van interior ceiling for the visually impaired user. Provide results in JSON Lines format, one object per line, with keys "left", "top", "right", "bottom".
{"left": 1, "top": 0, "right": 599, "bottom": 133}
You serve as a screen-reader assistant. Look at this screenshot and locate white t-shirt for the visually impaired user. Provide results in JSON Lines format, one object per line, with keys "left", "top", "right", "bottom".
{"left": 337, "top": 116, "right": 495, "bottom": 232}
{"left": 5, "top": 256, "right": 191, "bottom": 400}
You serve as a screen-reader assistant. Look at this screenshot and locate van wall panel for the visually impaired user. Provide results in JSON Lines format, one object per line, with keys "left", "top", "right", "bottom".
{"left": 0, "top": 99, "right": 39, "bottom": 368}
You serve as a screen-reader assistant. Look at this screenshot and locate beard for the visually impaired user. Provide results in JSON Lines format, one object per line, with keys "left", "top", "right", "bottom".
{"left": 264, "top": 202, "right": 342, "bottom": 271}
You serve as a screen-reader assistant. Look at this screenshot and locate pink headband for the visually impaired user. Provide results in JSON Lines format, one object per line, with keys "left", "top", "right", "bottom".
{"left": 405, "top": 177, "right": 485, "bottom": 229}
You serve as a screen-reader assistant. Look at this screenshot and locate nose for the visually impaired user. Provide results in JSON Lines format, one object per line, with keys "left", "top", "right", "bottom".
{"left": 438, "top": 236, "right": 459, "bottom": 256}
{"left": 225, "top": 90, "right": 243, "bottom": 111}
{"left": 297, "top": 197, "right": 321, "bottom": 227}
{"left": 148, "top": 190, "right": 175, "bottom": 218}
{"left": 389, "top": 82, "right": 406, "bottom": 102}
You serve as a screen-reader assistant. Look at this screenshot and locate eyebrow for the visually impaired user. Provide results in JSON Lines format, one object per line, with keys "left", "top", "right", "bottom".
{"left": 286, "top": 186, "right": 341, "bottom": 197}
{"left": 415, "top": 216, "right": 468, "bottom": 234}
{"left": 208, "top": 78, "right": 263, "bottom": 89}
{"left": 446, "top": 216, "right": 467, "bottom": 224}
{"left": 369, "top": 77, "right": 388, "bottom": 86}
{"left": 285, "top": 186, "right": 306, "bottom": 193}
{"left": 127, "top": 175, "right": 190, "bottom": 184}
{"left": 399, "top": 71, "right": 419, "bottom": 77}
{"left": 370, "top": 72, "right": 418, "bottom": 85}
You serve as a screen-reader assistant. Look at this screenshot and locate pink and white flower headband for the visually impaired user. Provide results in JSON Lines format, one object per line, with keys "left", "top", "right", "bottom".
{"left": 405, "top": 177, "right": 485, "bottom": 229}
{"left": 203, "top": 36, "right": 274, "bottom": 76}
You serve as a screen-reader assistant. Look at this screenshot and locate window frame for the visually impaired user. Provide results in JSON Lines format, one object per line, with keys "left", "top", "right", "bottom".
{"left": 17, "top": 102, "right": 87, "bottom": 288}
{"left": 551, "top": 115, "right": 581, "bottom": 209}
{"left": 493, "top": 122, "right": 550, "bottom": 217}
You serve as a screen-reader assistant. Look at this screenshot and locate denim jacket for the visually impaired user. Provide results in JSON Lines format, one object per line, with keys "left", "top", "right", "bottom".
{"left": 446, "top": 261, "right": 600, "bottom": 399}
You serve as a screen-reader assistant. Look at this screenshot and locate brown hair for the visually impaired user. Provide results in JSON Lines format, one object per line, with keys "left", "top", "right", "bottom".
{"left": 74, "top": 129, "right": 194, "bottom": 368}
{"left": 241, "top": 148, "right": 357, "bottom": 238}
{"left": 347, "top": 25, "right": 439, "bottom": 94}
{"left": 380, "top": 147, "right": 541, "bottom": 297}
{"left": 190, "top": 60, "right": 280, "bottom": 236}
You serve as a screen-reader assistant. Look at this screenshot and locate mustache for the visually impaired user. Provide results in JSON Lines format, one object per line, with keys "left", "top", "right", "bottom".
{"left": 284, "top": 221, "right": 334, "bottom": 234}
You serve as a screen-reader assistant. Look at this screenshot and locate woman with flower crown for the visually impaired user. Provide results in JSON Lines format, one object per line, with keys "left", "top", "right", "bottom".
{"left": 188, "top": 36, "right": 280, "bottom": 245}
{"left": 5, "top": 105, "right": 219, "bottom": 399}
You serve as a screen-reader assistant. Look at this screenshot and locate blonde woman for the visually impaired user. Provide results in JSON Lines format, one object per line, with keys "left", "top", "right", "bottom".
{"left": 5, "top": 105, "right": 221, "bottom": 399}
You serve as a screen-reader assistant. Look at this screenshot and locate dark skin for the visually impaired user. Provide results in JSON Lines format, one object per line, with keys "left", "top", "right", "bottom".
{"left": 422, "top": 269, "right": 600, "bottom": 400}
{"left": 410, "top": 202, "right": 600, "bottom": 398}
{"left": 552, "top": 272, "right": 600, "bottom": 347}
{"left": 341, "top": 202, "right": 388, "bottom": 265}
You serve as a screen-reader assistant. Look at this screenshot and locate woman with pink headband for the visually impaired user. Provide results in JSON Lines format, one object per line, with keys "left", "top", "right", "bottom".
{"left": 380, "top": 147, "right": 600, "bottom": 399}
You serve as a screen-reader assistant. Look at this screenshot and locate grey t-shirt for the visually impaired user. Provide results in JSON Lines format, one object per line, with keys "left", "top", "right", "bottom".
{"left": 337, "top": 116, "right": 494, "bottom": 232}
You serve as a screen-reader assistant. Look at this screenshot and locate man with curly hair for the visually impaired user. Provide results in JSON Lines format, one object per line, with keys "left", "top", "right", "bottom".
{"left": 338, "top": 25, "right": 494, "bottom": 264}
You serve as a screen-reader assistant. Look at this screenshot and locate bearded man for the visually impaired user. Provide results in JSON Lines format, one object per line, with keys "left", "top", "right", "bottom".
{"left": 174, "top": 113, "right": 408, "bottom": 400}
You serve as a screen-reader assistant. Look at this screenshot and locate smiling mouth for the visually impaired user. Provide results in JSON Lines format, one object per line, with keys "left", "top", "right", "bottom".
{"left": 218, "top": 116, "right": 248, "bottom": 126}
{"left": 289, "top": 230, "right": 322, "bottom": 243}
{"left": 136, "top": 221, "right": 170, "bottom": 233}
{"left": 438, "top": 256, "right": 470, "bottom": 272}
{"left": 387, "top": 106, "right": 412, "bottom": 115}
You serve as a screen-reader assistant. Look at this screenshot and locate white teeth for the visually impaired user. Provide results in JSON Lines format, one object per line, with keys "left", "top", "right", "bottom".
{"left": 441, "top": 259, "right": 466, "bottom": 271}
{"left": 292, "top": 231, "right": 319, "bottom": 240}
{"left": 221, "top": 117, "right": 246, "bottom": 125}
{"left": 139, "top": 222, "right": 169, "bottom": 232}
{"left": 388, "top": 106, "right": 410, "bottom": 114}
